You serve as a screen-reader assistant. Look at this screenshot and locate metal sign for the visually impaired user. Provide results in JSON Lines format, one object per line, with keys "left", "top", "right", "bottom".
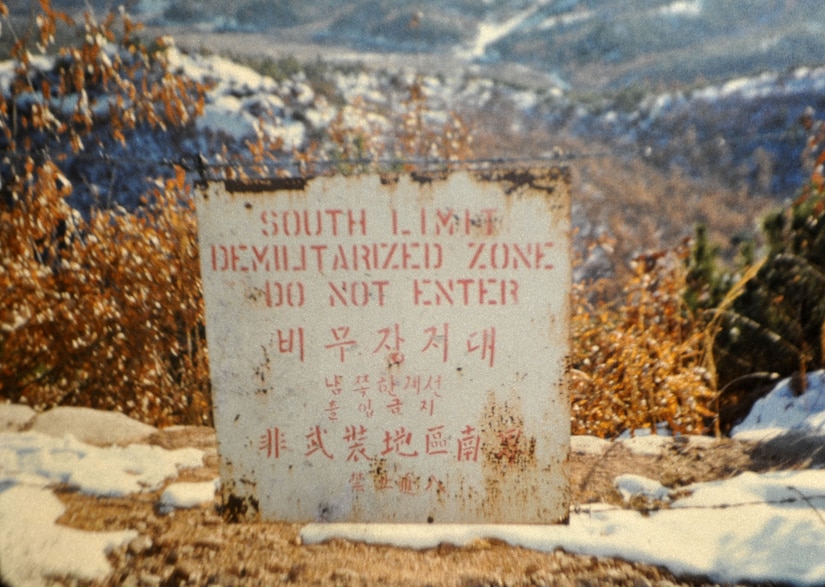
{"left": 195, "top": 168, "right": 571, "bottom": 524}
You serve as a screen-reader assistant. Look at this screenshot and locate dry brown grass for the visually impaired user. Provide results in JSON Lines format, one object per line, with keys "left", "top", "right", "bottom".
{"left": 0, "top": 1, "right": 210, "bottom": 425}
{"left": 0, "top": 163, "right": 211, "bottom": 425}
{"left": 569, "top": 241, "right": 716, "bottom": 438}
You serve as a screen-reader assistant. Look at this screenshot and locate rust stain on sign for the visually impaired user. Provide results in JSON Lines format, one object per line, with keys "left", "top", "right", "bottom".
{"left": 195, "top": 167, "right": 571, "bottom": 524}
{"left": 475, "top": 390, "right": 568, "bottom": 522}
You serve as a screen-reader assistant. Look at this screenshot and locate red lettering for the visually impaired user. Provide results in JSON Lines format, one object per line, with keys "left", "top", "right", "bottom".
{"left": 259, "top": 426, "right": 286, "bottom": 459}
{"left": 324, "top": 326, "right": 356, "bottom": 363}
{"left": 381, "top": 427, "right": 418, "bottom": 457}
{"left": 348, "top": 208, "right": 367, "bottom": 236}
{"left": 427, "top": 242, "right": 442, "bottom": 268}
{"left": 397, "top": 472, "right": 418, "bottom": 495}
{"left": 349, "top": 472, "right": 366, "bottom": 492}
{"left": 265, "top": 281, "right": 305, "bottom": 308}
{"left": 508, "top": 279, "right": 519, "bottom": 304}
{"left": 435, "top": 209, "right": 457, "bottom": 235}
{"left": 324, "top": 400, "right": 340, "bottom": 422}
{"left": 381, "top": 243, "right": 398, "bottom": 270}
{"left": 275, "top": 327, "right": 305, "bottom": 361}
{"left": 425, "top": 426, "right": 449, "bottom": 455}
{"left": 305, "top": 425, "right": 334, "bottom": 459}
{"left": 457, "top": 425, "right": 481, "bottom": 462}
{"left": 259, "top": 209, "right": 366, "bottom": 237}
{"left": 332, "top": 245, "right": 349, "bottom": 270}
{"left": 352, "top": 282, "right": 369, "bottom": 307}
{"left": 325, "top": 209, "right": 342, "bottom": 235}
{"left": 260, "top": 210, "right": 273, "bottom": 237}
{"left": 235, "top": 245, "right": 247, "bottom": 272}
{"left": 328, "top": 282, "right": 348, "bottom": 307}
{"left": 435, "top": 280, "right": 454, "bottom": 305}
{"left": 328, "top": 281, "right": 389, "bottom": 307}
{"left": 457, "top": 279, "right": 473, "bottom": 305}
{"left": 489, "top": 243, "right": 507, "bottom": 269}
{"left": 467, "top": 327, "right": 496, "bottom": 367}
{"left": 412, "top": 279, "right": 519, "bottom": 306}
{"left": 391, "top": 209, "right": 410, "bottom": 236}
{"left": 357, "top": 244, "right": 372, "bottom": 270}
{"left": 468, "top": 242, "right": 486, "bottom": 269}
{"left": 283, "top": 210, "right": 299, "bottom": 236}
{"left": 310, "top": 244, "right": 327, "bottom": 271}
{"left": 251, "top": 245, "right": 269, "bottom": 271}
{"left": 402, "top": 242, "right": 417, "bottom": 269}
{"left": 344, "top": 425, "right": 369, "bottom": 462}
{"left": 468, "top": 242, "right": 555, "bottom": 270}
{"left": 512, "top": 243, "right": 532, "bottom": 268}
{"left": 373, "top": 323, "right": 405, "bottom": 354}
{"left": 380, "top": 242, "right": 442, "bottom": 271}
{"left": 481, "top": 208, "right": 497, "bottom": 234}
{"left": 210, "top": 245, "right": 221, "bottom": 271}
{"left": 422, "top": 323, "right": 449, "bottom": 362}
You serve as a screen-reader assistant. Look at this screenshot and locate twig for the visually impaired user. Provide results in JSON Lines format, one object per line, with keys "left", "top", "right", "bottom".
{"left": 787, "top": 485, "right": 825, "bottom": 527}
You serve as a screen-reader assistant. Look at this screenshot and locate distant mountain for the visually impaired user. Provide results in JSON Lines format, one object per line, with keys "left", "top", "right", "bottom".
{"left": 13, "top": 0, "right": 825, "bottom": 94}
{"left": 131, "top": 0, "right": 825, "bottom": 93}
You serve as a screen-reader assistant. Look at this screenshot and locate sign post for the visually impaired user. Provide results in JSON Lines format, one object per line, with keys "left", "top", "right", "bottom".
{"left": 195, "top": 168, "right": 572, "bottom": 524}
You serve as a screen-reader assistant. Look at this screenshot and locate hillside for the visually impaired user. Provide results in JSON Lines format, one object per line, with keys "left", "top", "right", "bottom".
{"left": 11, "top": 1, "right": 825, "bottom": 91}
{"left": 139, "top": 0, "right": 825, "bottom": 90}
{"left": 135, "top": 0, "right": 825, "bottom": 202}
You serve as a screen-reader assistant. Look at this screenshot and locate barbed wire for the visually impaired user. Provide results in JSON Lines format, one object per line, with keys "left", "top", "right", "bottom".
{"left": 574, "top": 489, "right": 825, "bottom": 523}
{"left": 0, "top": 126, "right": 807, "bottom": 179}
{"left": 0, "top": 148, "right": 605, "bottom": 167}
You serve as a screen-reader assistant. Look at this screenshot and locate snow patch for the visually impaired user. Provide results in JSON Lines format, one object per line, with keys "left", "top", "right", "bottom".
{"left": 614, "top": 474, "right": 671, "bottom": 502}
{"left": 538, "top": 10, "right": 594, "bottom": 31}
{"left": 302, "top": 474, "right": 825, "bottom": 587}
{"left": 570, "top": 435, "right": 609, "bottom": 455}
{"left": 0, "top": 431, "right": 203, "bottom": 496}
{"left": 658, "top": 1, "right": 703, "bottom": 17}
{"left": 458, "top": 0, "right": 555, "bottom": 60}
{"left": 732, "top": 371, "right": 825, "bottom": 439}
{"left": 160, "top": 479, "right": 220, "bottom": 511}
{"left": 0, "top": 485, "right": 137, "bottom": 587}
{"left": 620, "top": 434, "right": 673, "bottom": 456}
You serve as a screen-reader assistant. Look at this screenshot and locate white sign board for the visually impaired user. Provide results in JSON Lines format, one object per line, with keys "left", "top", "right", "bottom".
{"left": 195, "top": 168, "right": 571, "bottom": 524}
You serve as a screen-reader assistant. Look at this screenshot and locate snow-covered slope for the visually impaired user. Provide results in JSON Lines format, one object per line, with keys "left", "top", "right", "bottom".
{"left": 125, "top": 0, "right": 825, "bottom": 92}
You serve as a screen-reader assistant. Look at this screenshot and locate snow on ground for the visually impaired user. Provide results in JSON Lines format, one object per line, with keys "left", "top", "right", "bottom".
{"left": 2, "top": 371, "right": 825, "bottom": 586}
{"left": 537, "top": 9, "right": 594, "bottom": 32}
{"left": 456, "top": 0, "right": 554, "bottom": 60}
{"left": 0, "top": 485, "right": 138, "bottom": 587}
{"left": 657, "top": 0, "right": 703, "bottom": 18}
{"left": 614, "top": 474, "right": 671, "bottom": 503}
{"left": 0, "top": 421, "right": 209, "bottom": 587}
{"left": 159, "top": 479, "right": 221, "bottom": 514}
{"left": 638, "top": 65, "right": 825, "bottom": 123}
{"left": 732, "top": 370, "right": 825, "bottom": 441}
{"left": 302, "top": 371, "right": 825, "bottom": 587}
{"left": 302, "top": 466, "right": 825, "bottom": 586}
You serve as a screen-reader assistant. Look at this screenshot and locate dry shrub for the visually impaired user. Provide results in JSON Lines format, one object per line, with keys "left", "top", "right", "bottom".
{"left": 0, "top": 1, "right": 210, "bottom": 425}
{"left": 570, "top": 239, "right": 716, "bottom": 438}
{"left": 322, "top": 78, "right": 475, "bottom": 171}
{"left": 0, "top": 164, "right": 211, "bottom": 425}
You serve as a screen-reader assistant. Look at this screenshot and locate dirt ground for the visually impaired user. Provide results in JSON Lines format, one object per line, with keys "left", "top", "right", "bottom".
{"left": 49, "top": 426, "right": 820, "bottom": 587}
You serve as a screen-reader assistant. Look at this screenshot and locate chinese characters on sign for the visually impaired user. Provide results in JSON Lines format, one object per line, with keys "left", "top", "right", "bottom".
{"left": 195, "top": 169, "right": 571, "bottom": 524}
